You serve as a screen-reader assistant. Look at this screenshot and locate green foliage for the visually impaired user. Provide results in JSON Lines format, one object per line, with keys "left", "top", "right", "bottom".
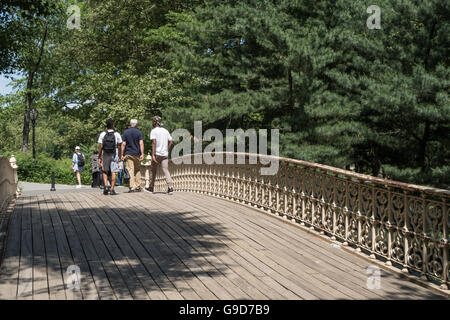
{"left": 0, "top": 0, "right": 448, "bottom": 189}
{"left": 12, "top": 152, "right": 92, "bottom": 186}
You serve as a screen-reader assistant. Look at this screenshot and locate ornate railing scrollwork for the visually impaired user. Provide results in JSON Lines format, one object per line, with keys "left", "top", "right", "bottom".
{"left": 146, "top": 152, "right": 449, "bottom": 289}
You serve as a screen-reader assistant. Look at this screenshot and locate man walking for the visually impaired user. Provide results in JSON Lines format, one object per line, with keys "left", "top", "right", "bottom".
{"left": 147, "top": 116, "right": 173, "bottom": 194}
{"left": 121, "top": 119, "right": 144, "bottom": 192}
{"left": 98, "top": 119, "right": 123, "bottom": 195}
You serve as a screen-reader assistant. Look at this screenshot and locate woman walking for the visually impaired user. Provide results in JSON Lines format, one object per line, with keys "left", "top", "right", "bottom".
{"left": 72, "top": 146, "right": 85, "bottom": 188}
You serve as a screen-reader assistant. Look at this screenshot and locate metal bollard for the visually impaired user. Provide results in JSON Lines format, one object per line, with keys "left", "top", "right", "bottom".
{"left": 50, "top": 171, "right": 56, "bottom": 191}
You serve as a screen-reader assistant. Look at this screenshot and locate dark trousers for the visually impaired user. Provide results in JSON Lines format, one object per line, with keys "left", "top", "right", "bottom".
{"left": 92, "top": 171, "right": 101, "bottom": 187}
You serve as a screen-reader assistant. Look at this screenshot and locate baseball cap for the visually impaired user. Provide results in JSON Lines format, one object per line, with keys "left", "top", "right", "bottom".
{"left": 153, "top": 116, "right": 162, "bottom": 126}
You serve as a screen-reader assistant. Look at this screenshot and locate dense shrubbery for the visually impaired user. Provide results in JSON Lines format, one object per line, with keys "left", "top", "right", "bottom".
{"left": 11, "top": 152, "right": 92, "bottom": 185}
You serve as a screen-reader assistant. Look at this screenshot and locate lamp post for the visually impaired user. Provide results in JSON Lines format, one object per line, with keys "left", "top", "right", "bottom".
{"left": 30, "top": 107, "right": 38, "bottom": 160}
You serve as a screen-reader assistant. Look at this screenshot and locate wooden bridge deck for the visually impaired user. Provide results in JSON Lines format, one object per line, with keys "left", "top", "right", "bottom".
{"left": 0, "top": 191, "right": 446, "bottom": 300}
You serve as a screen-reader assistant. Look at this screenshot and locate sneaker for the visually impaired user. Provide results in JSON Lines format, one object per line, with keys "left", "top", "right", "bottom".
{"left": 145, "top": 187, "right": 154, "bottom": 194}
{"left": 103, "top": 188, "right": 109, "bottom": 195}
{"left": 168, "top": 187, "right": 174, "bottom": 195}
{"left": 110, "top": 189, "right": 117, "bottom": 196}
{"left": 76, "top": 185, "right": 82, "bottom": 189}
{"left": 135, "top": 188, "right": 142, "bottom": 192}
{"left": 128, "top": 189, "right": 135, "bottom": 193}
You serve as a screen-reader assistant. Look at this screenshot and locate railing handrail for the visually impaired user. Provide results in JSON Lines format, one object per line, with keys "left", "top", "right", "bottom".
{"left": 165, "top": 152, "right": 450, "bottom": 196}
{"left": 148, "top": 151, "right": 449, "bottom": 289}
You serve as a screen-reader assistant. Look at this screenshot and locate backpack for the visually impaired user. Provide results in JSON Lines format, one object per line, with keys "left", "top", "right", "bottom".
{"left": 76, "top": 152, "right": 85, "bottom": 167}
{"left": 102, "top": 131, "right": 116, "bottom": 154}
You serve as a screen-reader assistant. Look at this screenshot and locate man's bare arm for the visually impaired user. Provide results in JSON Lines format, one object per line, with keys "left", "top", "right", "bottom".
{"left": 98, "top": 143, "right": 103, "bottom": 165}
{"left": 117, "top": 143, "right": 122, "bottom": 160}
{"left": 121, "top": 141, "right": 126, "bottom": 161}
{"left": 139, "top": 140, "right": 144, "bottom": 161}
{"left": 152, "top": 139, "right": 158, "bottom": 164}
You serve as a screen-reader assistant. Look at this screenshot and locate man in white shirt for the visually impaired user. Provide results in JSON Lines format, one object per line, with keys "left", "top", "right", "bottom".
{"left": 147, "top": 116, "right": 173, "bottom": 194}
{"left": 98, "top": 119, "right": 123, "bottom": 195}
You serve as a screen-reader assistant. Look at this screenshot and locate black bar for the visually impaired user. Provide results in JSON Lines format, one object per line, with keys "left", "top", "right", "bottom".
{"left": 50, "top": 171, "right": 56, "bottom": 191}
{"left": 32, "top": 120, "right": 36, "bottom": 160}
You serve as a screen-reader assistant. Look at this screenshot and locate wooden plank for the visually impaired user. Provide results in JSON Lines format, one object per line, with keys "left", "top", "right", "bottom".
{"left": 198, "top": 193, "right": 436, "bottom": 299}
{"left": 57, "top": 192, "right": 122, "bottom": 299}
{"left": 143, "top": 194, "right": 322, "bottom": 299}
{"left": 101, "top": 195, "right": 219, "bottom": 300}
{"left": 54, "top": 193, "right": 109, "bottom": 300}
{"left": 58, "top": 193, "right": 133, "bottom": 300}
{"left": 0, "top": 198, "right": 23, "bottom": 299}
{"left": 138, "top": 196, "right": 298, "bottom": 300}
{"left": 134, "top": 194, "right": 295, "bottom": 299}
{"left": 47, "top": 194, "right": 83, "bottom": 300}
{"left": 83, "top": 192, "right": 201, "bottom": 300}
{"left": 112, "top": 193, "right": 297, "bottom": 300}
{"left": 125, "top": 196, "right": 260, "bottom": 300}
{"left": 183, "top": 197, "right": 366, "bottom": 299}
{"left": 73, "top": 193, "right": 150, "bottom": 300}
{"left": 39, "top": 195, "right": 66, "bottom": 300}
{"left": 17, "top": 197, "right": 33, "bottom": 299}
{"left": 182, "top": 195, "right": 393, "bottom": 299}
{"left": 182, "top": 192, "right": 445, "bottom": 299}
{"left": 78, "top": 193, "right": 168, "bottom": 300}
{"left": 31, "top": 195, "right": 50, "bottom": 300}
{"left": 105, "top": 194, "right": 232, "bottom": 300}
{"left": 84, "top": 192, "right": 197, "bottom": 299}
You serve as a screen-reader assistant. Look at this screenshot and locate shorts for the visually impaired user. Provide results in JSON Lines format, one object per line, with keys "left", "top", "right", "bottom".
{"left": 102, "top": 153, "right": 120, "bottom": 173}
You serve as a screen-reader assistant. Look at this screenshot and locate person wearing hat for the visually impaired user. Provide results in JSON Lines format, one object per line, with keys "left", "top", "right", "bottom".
{"left": 147, "top": 115, "right": 174, "bottom": 194}
{"left": 72, "top": 146, "right": 85, "bottom": 188}
{"left": 121, "top": 119, "right": 144, "bottom": 192}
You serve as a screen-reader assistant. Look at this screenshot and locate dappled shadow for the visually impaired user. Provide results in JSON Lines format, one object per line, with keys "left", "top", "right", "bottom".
{"left": 0, "top": 192, "right": 235, "bottom": 300}
{"left": 0, "top": 192, "right": 447, "bottom": 300}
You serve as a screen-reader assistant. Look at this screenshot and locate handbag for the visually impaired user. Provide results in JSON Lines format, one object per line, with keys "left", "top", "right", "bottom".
{"left": 123, "top": 168, "right": 130, "bottom": 180}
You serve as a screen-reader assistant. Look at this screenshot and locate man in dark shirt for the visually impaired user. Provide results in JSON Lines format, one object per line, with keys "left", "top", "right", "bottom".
{"left": 121, "top": 119, "right": 144, "bottom": 192}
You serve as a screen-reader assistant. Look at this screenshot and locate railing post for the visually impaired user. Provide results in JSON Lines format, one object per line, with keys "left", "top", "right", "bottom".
{"left": 292, "top": 181, "right": 297, "bottom": 222}
{"left": 343, "top": 178, "right": 350, "bottom": 246}
{"left": 10, "top": 155, "right": 19, "bottom": 197}
{"left": 385, "top": 187, "right": 393, "bottom": 266}
{"left": 370, "top": 185, "right": 377, "bottom": 259}
{"left": 441, "top": 199, "right": 448, "bottom": 289}
{"left": 421, "top": 192, "right": 428, "bottom": 280}
{"left": 356, "top": 179, "right": 363, "bottom": 251}
{"left": 300, "top": 167, "right": 307, "bottom": 226}
{"left": 331, "top": 173, "right": 338, "bottom": 240}
{"left": 400, "top": 190, "right": 409, "bottom": 272}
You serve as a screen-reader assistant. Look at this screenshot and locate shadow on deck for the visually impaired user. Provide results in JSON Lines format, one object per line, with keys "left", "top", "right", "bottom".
{"left": 0, "top": 191, "right": 447, "bottom": 300}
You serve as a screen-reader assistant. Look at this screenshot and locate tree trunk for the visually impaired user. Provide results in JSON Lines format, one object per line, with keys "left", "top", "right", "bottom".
{"left": 21, "top": 22, "right": 48, "bottom": 153}
{"left": 21, "top": 76, "right": 33, "bottom": 153}
{"left": 418, "top": 121, "right": 430, "bottom": 171}
{"left": 288, "top": 68, "right": 294, "bottom": 111}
